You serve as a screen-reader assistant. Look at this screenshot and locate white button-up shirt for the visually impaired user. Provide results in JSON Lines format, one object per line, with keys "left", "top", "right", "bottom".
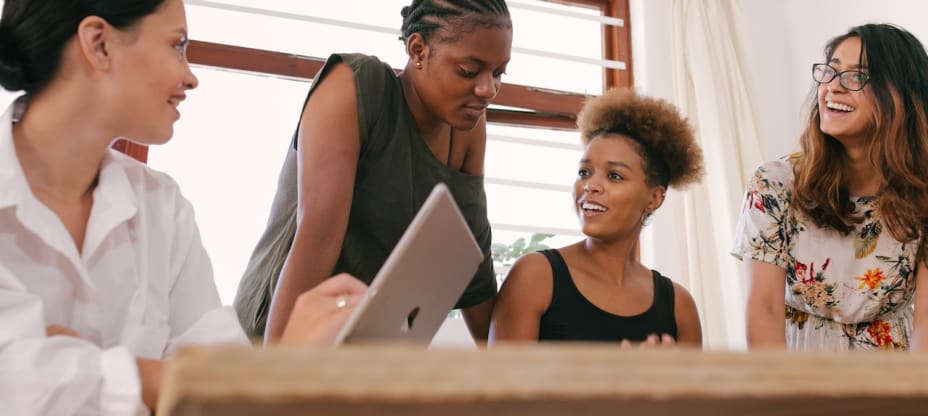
{"left": 0, "top": 99, "right": 249, "bottom": 415}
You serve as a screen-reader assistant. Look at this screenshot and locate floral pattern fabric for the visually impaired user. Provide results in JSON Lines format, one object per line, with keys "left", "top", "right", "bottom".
{"left": 733, "top": 155, "right": 917, "bottom": 351}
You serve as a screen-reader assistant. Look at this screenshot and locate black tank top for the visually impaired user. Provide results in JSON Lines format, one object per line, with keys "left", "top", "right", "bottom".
{"left": 537, "top": 249, "right": 678, "bottom": 342}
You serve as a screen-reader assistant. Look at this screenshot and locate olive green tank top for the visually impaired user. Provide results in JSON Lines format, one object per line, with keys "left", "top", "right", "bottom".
{"left": 233, "top": 53, "right": 497, "bottom": 337}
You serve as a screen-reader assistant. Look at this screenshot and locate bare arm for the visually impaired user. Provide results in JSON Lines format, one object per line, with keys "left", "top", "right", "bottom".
{"left": 489, "top": 253, "right": 553, "bottom": 344}
{"left": 911, "top": 261, "right": 928, "bottom": 352}
{"left": 136, "top": 358, "right": 162, "bottom": 411}
{"left": 265, "top": 63, "right": 361, "bottom": 342}
{"left": 456, "top": 117, "right": 497, "bottom": 341}
{"left": 744, "top": 259, "right": 787, "bottom": 348}
{"left": 672, "top": 282, "right": 703, "bottom": 347}
{"left": 462, "top": 298, "right": 495, "bottom": 342}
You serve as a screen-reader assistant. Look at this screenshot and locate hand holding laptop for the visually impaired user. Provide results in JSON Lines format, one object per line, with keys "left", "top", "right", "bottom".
{"left": 279, "top": 273, "right": 368, "bottom": 346}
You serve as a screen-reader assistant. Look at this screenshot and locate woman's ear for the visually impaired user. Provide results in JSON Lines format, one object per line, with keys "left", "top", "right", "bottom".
{"left": 405, "top": 33, "right": 429, "bottom": 67}
{"left": 75, "top": 16, "right": 114, "bottom": 71}
{"left": 647, "top": 185, "right": 667, "bottom": 214}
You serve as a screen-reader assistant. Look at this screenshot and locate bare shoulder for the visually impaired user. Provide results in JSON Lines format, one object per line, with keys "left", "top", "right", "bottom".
{"left": 302, "top": 62, "right": 356, "bottom": 114}
{"left": 671, "top": 281, "right": 696, "bottom": 305}
{"left": 498, "top": 251, "right": 555, "bottom": 309}
{"left": 505, "top": 252, "right": 553, "bottom": 285}
{"left": 491, "top": 251, "right": 555, "bottom": 342}
{"left": 670, "top": 280, "right": 703, "bottom": 346}
{"left": 671, "top": 281, "right": 699, "bottom": 317}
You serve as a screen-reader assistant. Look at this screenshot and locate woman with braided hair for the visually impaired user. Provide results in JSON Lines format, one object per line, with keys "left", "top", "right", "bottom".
{"left": 490, "top": 88, "right": 704, "bottom": 347}
{"left": 235, "top": 0, "right": 513, "bottom": 342}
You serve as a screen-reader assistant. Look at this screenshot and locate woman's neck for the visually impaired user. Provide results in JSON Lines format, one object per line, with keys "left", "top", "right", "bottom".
{"left": 842, "top": 144, "right": 882, "bottom": 197}
{"left": 11, "top": 89, "right": 111, "bottom": 201}
{"left": 399, "top": 70, "right": 445, "bottom": 142}
{"left": 579, "top": 235, "right": 645, "bottom": 286}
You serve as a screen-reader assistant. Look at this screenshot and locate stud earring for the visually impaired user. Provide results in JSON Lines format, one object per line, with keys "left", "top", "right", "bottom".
{"left": 416, "top": 61, "right": 422, "bottom": 69}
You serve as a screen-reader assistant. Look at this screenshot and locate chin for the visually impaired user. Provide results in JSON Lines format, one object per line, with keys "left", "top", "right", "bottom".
{"left": 451, "top": 117, "right": 482, "bottom": 132}
{"left": 821, "top": 128, "right": 855, "bottom": 143}
{"left": 130, "top": 128, "right": 174, "bottom": 146}
{"left": 581, "top": 224, "right": 603, "bottom": 239}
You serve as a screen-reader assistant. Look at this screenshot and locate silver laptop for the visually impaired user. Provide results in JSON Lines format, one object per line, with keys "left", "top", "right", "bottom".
{"left": 333, "top": 183, "right": 484, "bottom": 345}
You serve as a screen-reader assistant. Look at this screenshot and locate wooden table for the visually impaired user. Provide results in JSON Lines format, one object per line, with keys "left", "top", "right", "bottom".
{"left": 158, "top": 344, "right": 928, "bottom": 415}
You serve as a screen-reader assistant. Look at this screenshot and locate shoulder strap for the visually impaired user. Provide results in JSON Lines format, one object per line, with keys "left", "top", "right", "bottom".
{"left": 538, "top": 249, "right": 573, "bottom": 295}
{"left": 650, "top": 270, "right": 678, "bottom": 333}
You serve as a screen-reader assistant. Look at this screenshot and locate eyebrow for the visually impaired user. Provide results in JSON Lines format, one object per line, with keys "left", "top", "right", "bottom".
{"left": 463, "top": 56, "right": 510, "bottom": 68}
{"left": 828, "top": 57, "right": 868, "bottom": 70}
{"left": 579, "top": 159, "right": 632, "bottom": 170}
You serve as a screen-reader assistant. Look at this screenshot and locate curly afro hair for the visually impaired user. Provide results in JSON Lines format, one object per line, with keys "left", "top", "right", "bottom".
{"left": 576, "top": 88, "right": 704, "bottom": 189}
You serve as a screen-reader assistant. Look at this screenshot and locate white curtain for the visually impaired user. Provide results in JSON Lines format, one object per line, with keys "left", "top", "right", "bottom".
{"left": 635, "top": 0, "right": 764, "bottom": 349}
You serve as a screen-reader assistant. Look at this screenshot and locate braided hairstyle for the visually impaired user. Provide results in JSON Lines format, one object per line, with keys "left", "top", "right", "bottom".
{"left": 0, "top": 0, "right": 165, "bottom": 94}
{"left": 399, "top": 0, "right": 510, "bottom": 45}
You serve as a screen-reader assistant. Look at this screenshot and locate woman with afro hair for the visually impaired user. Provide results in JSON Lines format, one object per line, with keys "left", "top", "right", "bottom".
{"left": 490, "top": 88, "right": 704, "bottom": 346}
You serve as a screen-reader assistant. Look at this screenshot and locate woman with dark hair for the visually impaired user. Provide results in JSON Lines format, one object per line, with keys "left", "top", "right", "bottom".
{"left": 736, "top": 24, "right": 928, "bottom": 351}
{"left": 234, "top": 0, "right": 513, "bottom": 342}
{"left": 489, "top": 88, "right": 704, "bottom": 346}
{"left": 0, "top": 1, "right": 366, "bottom": 413}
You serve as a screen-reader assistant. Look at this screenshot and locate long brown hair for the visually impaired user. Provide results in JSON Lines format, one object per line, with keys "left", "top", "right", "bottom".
{"left": 793, "top": 24, "right": 928, "bottom": 258}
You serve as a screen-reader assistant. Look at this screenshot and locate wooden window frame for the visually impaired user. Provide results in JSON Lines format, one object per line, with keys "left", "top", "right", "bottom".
{"left": 115, "top": 0, "right": 631, "bottom": 162}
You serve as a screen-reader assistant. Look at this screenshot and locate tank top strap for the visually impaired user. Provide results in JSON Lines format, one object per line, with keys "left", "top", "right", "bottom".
{"left": 650, "top": 269, "right": 677, "bottom": 330}
{"left": 538, "top": 249, "right": 572, "bottom": 295}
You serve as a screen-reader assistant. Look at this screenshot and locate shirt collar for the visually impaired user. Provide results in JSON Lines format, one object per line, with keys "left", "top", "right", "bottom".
{"left": 0, "top": 97, "right": 139, "bottom": 260}
{"left": 82, "top": 148, "right": 139, "bottom": 257}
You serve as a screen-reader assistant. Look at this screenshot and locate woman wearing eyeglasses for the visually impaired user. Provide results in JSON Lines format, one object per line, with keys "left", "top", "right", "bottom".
{"left": 734, "top": 23, "right": 928, "bottom": 352}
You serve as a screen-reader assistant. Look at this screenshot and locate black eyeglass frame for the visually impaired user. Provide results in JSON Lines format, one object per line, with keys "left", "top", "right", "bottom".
{"left": 812, "top": 63, "right": 870, "bottom": 91}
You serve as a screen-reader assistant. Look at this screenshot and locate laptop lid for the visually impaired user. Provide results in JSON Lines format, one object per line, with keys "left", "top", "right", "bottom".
{"left": 333, "top": 183, "right": 484, "bottom": 346}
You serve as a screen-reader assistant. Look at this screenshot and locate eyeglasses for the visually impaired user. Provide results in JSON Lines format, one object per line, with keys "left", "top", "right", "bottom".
{"left": 812, "top": 63, "right": 870, "bottom": 91}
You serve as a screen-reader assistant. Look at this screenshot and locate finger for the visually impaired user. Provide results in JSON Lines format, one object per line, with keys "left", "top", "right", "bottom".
{"left": 328, "top": 293, "right": 365, "bottom": 313}
{"left": 644, "top": 334, "right": 659, "bottom": 345}
{"left": 661, "top": 334, "right": 676, "bottom": 345}
{"left": 342, "top": 293, "right": 365, "bottom": 310}
{"left": 620, "top": 339, "right": 632, "bottom": 349}
{"left": 46, "top": 325, "right": 79, "bottom": 338}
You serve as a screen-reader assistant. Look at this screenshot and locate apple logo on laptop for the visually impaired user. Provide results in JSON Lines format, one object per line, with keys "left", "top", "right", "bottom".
{"left": 401, "top": 306, "right": 421, "bottom": 333}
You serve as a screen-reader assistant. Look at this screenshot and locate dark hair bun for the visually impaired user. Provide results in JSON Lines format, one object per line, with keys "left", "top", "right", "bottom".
{"left": 400, "top": 5, "right": 412, "bottom": 20}
{"left": 0, "top": 25, "right": 27, "bottom": 91}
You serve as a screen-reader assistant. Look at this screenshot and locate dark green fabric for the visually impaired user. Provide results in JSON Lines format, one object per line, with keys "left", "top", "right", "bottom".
{"left": 233, "top": 53, "right": 497, "bottom": 337}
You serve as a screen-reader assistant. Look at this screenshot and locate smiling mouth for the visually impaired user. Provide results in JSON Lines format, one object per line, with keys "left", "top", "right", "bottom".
{"left": 825, "top": 100, "right": 855, "bottom": 113}
{"left": 580, "top": 201, "right": 608, "bottom": 215}
{"left": 168, "top": 95, "right": 186, "bottom": 107}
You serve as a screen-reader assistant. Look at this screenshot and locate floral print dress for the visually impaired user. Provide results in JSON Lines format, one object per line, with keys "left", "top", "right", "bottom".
{"left": 733, "top": 155, "right": 918, "bottom": 351}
